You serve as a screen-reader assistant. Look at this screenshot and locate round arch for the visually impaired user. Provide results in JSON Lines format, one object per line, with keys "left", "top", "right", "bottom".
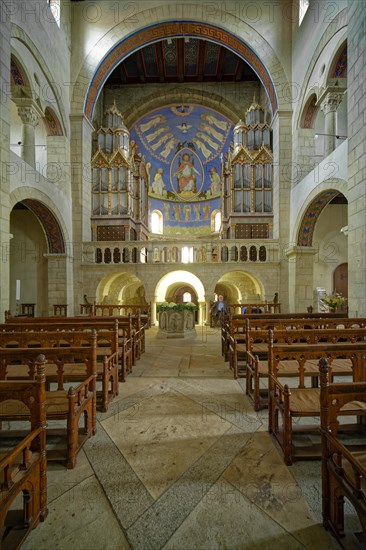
{"left": 10, "top": 188, "right": 70, "bottom": 252}
{"left": 96, "top": 272, "right": 145, "bottom": 303}
{"left": 71, "top": 4, "right": 291, "bottom": 119}
{"left": 85, "top": 21, "right": 277, "bottom": 121}
{"left": 11, "top": 24, "right": 68, "bottom": 136}
{"left": 294, "top": 8, "right": 347, "bottom": 129}
{"left": 295, "top": 180, "right": 348, "bottom": 247}
{"left": 155, "top": 270, "right": 205, "bottom": 302}
{"left": 216, "top": 269, "right": 264, "bottom": 301}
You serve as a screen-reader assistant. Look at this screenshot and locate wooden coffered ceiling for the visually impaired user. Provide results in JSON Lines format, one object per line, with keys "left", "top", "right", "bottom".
{"left": 105, "top": 38, "right": 260, "bottom": 85}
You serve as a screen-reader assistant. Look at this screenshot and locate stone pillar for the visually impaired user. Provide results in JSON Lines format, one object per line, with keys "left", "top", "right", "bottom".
{"left": 70, "top": 115, "right": 94, "bottom": 311}
{"left": 320, "top": 92, "right": 344, "bottom": 156}
{"left": 286, "top": 246, "right": 317, "bottom": 312}
{"left": 16, "top": 101, "right": 43, "bottom": 168}
{"left": 44, "top": 253, "right": 74, "bottom": 316}
{"left": 198, "top": 302, "right": 204, "bottom": 325}
{"left": 271, "top": 111, "right": 292, "bottom": 312}
{"left": 0, "top": 16, "right": 11, "bottom": 320}
{"left": 347, "top": 0, "right": 366, "bottom": 316}
{"left": 151, "top": 298, "right": 157, "bottom": 326}
{"left": 204, "top": 297, "right": 211, "bottom": 325}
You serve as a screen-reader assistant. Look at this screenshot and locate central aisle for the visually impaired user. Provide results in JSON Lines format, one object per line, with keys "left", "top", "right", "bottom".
{"left": 24, "top": 326, "right": 334, "bottom": 550}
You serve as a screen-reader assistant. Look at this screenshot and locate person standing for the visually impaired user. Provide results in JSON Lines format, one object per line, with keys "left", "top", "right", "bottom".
{"left": 211, "top": 294, "right": 229, "bottom": 326}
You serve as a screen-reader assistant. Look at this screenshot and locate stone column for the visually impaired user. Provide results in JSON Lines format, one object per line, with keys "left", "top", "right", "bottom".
{"left": 347, "top": 0, "right": 366, "bottom": 316}
{"left": 320, "top": 92, "right": 344, "bottom": 156}
{"left": 204, "top": 297, "right": 211, "bottom": 325}
{"left": 286, "top": 246, "right": 317, "bottom": 312}
{"left": 16, "top": 101, "right": 43, "bottom": 168}
{"left": 271, "top": 111, "right": 292, "bottom": 312}
{"left": 0, "top": 16, "right": 11, "bottom": 319}
{"left": 198, "top": 302, "right": 204, "bottom": 325}
{"left": 151, "top": 297, "right": 157, "bottom": 326}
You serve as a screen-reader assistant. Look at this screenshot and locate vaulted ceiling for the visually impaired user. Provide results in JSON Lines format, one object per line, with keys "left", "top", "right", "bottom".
{"left": 105, "top": 38, "right": 260, "bottom": 86}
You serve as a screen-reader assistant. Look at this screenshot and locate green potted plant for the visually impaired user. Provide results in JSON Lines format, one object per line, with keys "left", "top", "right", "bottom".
{"left": 321, "top": 293, "right": 346, "bottom": 312}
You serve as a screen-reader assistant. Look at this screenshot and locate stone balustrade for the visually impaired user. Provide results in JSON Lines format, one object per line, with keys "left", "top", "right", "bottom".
{"left": 82, "top": 239, "right": 280, "bottom": 265}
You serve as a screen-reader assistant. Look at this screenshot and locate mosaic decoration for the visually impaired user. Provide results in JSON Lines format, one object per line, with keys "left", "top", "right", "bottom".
{"left": 85, "top": 21, "right": 277, "bottom": 121}
{"left": 130, "top": 105, "right": 233, "bottom": 236}
{"left": 22, "top": 199, "right": 65, "bottom": 254}
{"left": 10, "top": 60, "right": 25, "bottom": 86}
{"left": 297, "top": 189, "right": 339, "bottom": 246}
{"left": 333, "top": 45, "right": 347, "bottom": 78}
{"left": 301, "top": 95, "right": 318, "bottom": 129}
{"left": 44, "top": 107, "right": 63, "bottom": 136}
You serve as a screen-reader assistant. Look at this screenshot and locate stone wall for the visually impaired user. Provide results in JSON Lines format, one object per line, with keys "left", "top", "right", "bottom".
{"left": 347, "top": 0, "right": 366, "bottom": 316}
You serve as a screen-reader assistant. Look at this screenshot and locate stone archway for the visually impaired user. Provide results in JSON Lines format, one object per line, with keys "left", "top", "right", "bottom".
{"left": 84, "top": 21, "right": 278, "bottom": 121}
{"left": 71, "top": 4, "right": 291, "bottom": 117}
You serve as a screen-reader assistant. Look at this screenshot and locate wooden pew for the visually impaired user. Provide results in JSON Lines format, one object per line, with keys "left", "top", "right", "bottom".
{"left": 0, "top": 357, "right": 48, "bottom": 547}
{"left": 0, "top": 343, "right": 97, "bottom": 469}
{"left": 227, "top": 317, "right": 366, "bottom": 380}
{"left": 2, "top": 317, "right": 133, "bottom": 383}
{"left": 222, "top": 314, "right": 360, "bottom": 377}
{"left": 268, "top": 340, "right": 366, "bottom": 465}
{"left": 319, "top": 360, "right": 366, "bottom": 543}
{"left": 80, "top": 303, "right": 151, "bottom": 328}
{"left": 0, "top": 328, "right": 119, "bottom": 412}
{"left": 246, "top": 328, "right": 366, "bottom": 410}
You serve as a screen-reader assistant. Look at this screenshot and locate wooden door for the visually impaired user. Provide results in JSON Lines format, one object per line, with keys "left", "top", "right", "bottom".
{"left": 333, "top": 263, "right": 348, "bottom": 297}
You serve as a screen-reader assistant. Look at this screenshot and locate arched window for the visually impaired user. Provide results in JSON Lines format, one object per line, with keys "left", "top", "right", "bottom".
{"left": 182, "top": 246, "right": 193, "bottom": 264}
{"left": 48, "top": 0, "right": 61, "bottom": 26}
{"left": 183, "top": 292, "right": 191, "bottom": 303}
{"left": 211, "top": 210, "right": 222, "bottom": 232}
{"left": 151, "top": 210, "right": 163, "bottom": 234}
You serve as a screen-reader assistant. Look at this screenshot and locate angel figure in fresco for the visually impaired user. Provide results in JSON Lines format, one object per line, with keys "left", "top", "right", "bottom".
{"left": 192, "top": 138, "right": 211, "bottom": 160}
{"left": 199, "top": 123, "right": 223, "bottom": 141}
{"left": 194, "top": 203, "right": 201, "bottom": 220}
{"left": 196, "top": 131, "right": 220, "bottom": 151}
{"left": 163, "top": 203, "right": 170, "bottom": 220}
{"left": 152, "top": 168, "right": 165, "bottom": 196}
{"left": 203, "top": 203, "right": 210, "bottom": 220}
{"left": 151, "top": 133, "right": 173, "bottom": 151}
{"left": 201, "top": 113, "right": 228, "bottom": 131}
{"left": 146, "top": 126, "right": 169, "bottom": 143}
{"left": 209, "top": 167, "right": 221, "bottom": 195}
{"left": 183, "top": 204, "right": 191, "bottom": 221}
{"left": 140, "top": 114, "right": 166, "bottom": 133}
{"left": 161, "top": 138, "right": 178, "bottom": 159}
{"left": 174, "top": 153, "right": 200, "bottom": 192}
{"left": 173, "top": 204, "right": 181, "bottom": 221}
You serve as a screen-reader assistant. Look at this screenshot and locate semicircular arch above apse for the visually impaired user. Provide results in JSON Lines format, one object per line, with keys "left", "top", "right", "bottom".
{"left": 130, "top": 104, "right": 233, "bottom": 237}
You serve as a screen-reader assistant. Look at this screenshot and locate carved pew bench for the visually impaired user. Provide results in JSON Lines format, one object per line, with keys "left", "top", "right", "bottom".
{"left": 268, "top": 342, "right": 366, "bottom": 465}
{"left": 0, "top": 345, "right": 97, "bottom": 469}
{"left": 0, "top": 328, "right": 118, "bottom": 412}
{"left": 0, "top": 358, "right": 48, "bottom": 547}
{"left": 320, "top": 364, "right": 366, "bottom": 544}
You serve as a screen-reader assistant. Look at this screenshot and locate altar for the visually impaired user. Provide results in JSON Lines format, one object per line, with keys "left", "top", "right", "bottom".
{"left": 158, "top": 309, "right": 196, "bottom": 339}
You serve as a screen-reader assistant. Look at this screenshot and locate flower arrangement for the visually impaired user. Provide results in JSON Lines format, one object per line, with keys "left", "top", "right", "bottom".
{"left": 321, "top": 293, "right": 346, "bottom": 310}
{"left": 157, "top": 301, "right": 198, "bottom": 312}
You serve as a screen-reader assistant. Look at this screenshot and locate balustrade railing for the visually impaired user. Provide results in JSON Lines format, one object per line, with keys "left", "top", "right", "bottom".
{"left": 82, "top": 239, "right": 280, "bottom": 265}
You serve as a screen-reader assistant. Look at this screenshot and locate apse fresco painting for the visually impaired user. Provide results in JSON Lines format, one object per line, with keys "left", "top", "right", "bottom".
{"left": 130, "top": 105, "right": 233, "bottom": 236}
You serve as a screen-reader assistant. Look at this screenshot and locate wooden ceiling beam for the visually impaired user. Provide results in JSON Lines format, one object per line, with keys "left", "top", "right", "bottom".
{"left": 235, "top": 59, "right": 245, "bottom": 81}
{"left": 136, "top": 51, "right": 146, "bottom": 83}
{"left": 197, "top": 40, "right": 206, "bottom": 82}
{"left": 177, "top": 38, "right": 184, "bottom": 83}
{"left": 156, "top": 42, "right": 165, "bottom": 83}
{"left": 217, "top": 47, "right": 226, "bottom": 81}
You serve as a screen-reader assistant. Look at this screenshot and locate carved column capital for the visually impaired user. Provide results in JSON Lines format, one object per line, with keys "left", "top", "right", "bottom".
{"left": 320, "top": 92, "right": 344, "bottom": 115}
{"left": 17, "top": 104, "right": 41, "bottom": 126}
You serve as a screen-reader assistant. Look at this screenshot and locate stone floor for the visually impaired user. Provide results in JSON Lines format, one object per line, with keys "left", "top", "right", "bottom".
{"left": 22, "top": 326, "right": 361, "bottom": 549}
